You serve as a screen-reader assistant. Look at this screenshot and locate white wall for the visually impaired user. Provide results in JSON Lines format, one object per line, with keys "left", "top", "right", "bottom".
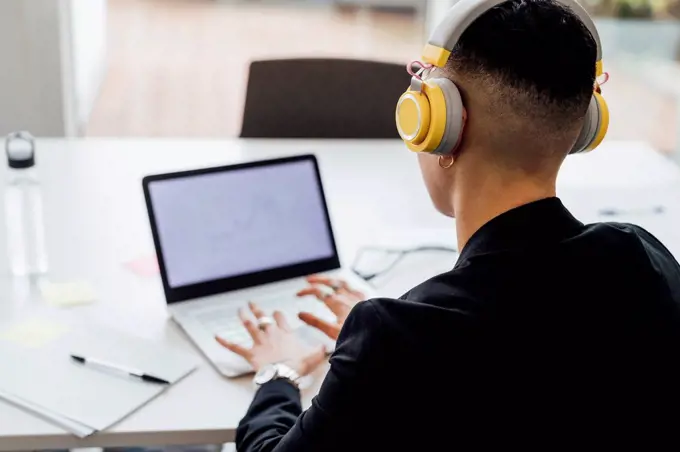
{"left": 68, "top": 0, "right": 108, "bottom": 133}
{"left": 0, "top": 0, "right": 107, "bottom": 137}
{"left": 0, "top": 1, "right": 71, "bottom": 136}
{"left": 425, "top": 0, "right": 457, "bottom": 35}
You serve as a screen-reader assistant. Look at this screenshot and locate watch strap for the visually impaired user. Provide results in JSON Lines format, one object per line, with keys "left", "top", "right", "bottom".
{"left": 254, "top": 363, "right": 302, "bottom": 389}
{"left": 273, "top": 363, "right": 302, "bottom": 388}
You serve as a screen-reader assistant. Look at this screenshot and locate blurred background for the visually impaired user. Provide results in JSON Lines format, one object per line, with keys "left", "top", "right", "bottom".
{"left": 0, "top": 2, "right": 678, "bottom": 450}
{"left": 0, "top": 0, "right": 678, "bottom": 155}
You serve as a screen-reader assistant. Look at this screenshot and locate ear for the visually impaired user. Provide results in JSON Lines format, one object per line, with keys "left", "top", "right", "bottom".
{"left": 450, "top": 107, "right": 468, "bottom": 157}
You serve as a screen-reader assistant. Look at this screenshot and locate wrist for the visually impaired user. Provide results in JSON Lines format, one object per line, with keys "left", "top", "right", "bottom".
{"left": 254, "top": 362, "right": 303, "bottom": 389}
{"left": 284, "top": 359, "right": 309, "bottom": 377}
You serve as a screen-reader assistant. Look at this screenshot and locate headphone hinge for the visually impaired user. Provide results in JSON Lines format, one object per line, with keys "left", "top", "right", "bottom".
{"left": 410, "top": 77, "right": 424, "bottom": 93}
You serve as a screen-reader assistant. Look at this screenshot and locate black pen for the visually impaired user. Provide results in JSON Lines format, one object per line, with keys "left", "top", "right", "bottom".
{"left": 70, "top": 354, "right": 170, "bottom": 385}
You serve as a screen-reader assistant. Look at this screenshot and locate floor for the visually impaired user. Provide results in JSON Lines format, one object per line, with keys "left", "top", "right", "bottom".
{"left": 87, "top": 0, "right": 423, "bottom": 138}
{"left": 87, "top": 0, "right": 678, "bottom": 154}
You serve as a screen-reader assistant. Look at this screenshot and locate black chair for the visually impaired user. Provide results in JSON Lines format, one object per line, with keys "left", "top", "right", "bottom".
{"left": 240, "top": 58, "right": 410, "bottom": 138}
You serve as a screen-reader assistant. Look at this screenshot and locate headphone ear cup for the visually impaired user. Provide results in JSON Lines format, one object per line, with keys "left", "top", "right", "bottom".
{"left": 427, "top": 78, "right": 465, "bottom": 155}
{"left": 588, "top": 91, "right": 609, "bottom": 152}
{"left": 570, "top": 96, "right": 598, "bottom": 154}
{"left": 570, "top": 93, "right": 609, "bottom": 154}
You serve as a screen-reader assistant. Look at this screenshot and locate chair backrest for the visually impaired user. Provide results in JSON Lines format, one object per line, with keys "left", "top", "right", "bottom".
{"left": 240, "top": 58, "right": 410, "bottom": 138}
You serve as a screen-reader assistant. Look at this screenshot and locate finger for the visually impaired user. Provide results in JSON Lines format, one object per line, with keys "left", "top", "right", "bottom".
{"left": 301, "top": 345, "right": 328, "bottom": 375}
{"left": 350, "top": 289, "right": 366, "bottom": 299}
{"left": 297, "top": 287, "right": 346, "bottom": 316}
{"left": 215, "top": 336, "right": 250, "bottom": 358}
{"left": 320, "top": 294, "right": 350, "bottom": 315}
{"left": 273, "top": 310, "right": 291, "bottom": 332}
{"left": 296, "top": 286, "right": 329, "bottom": 300}
{"left": 298, "top": 312, "right": 341, "bottom": 340}
{"left": 249, "top": 301, "right": 266, "bottom": 320}
{"left": 239, "top": 308, "right": 263, "bottom": 343}
{"left": 336, "top": 287, "right": 365, "bottom": 301}
{"left": 306, "top": 275, "right": 348, "bottom": 291}
{"left": 306, "top": 275, "right": 363, "bottom": 298}
{"left": 306, "top": 275, "right": 336, "bottom": 286}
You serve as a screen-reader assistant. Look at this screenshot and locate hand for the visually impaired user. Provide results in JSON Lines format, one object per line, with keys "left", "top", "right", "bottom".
{"left": 215, "top": 302, "right": 326, "bottom": 376}
{"left": 296, "top": 275, "right": 366, "bottom": 340}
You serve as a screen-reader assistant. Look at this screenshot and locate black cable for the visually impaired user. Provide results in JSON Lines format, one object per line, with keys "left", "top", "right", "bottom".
{"left": 351, "top": 245, "right": 458, "bottom": 282}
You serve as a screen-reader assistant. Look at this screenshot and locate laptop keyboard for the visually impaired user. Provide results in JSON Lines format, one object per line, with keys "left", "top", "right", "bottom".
{"left": 195, "top": 294, "right": 335, "bottom": 348}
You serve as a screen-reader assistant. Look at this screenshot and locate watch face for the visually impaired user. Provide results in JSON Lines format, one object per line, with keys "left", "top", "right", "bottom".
{"left": 254, "top": 365, "right": 277, "bottom": 385}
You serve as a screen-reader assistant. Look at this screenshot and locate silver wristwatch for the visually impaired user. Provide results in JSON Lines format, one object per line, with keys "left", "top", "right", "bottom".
{"left": 253, "top": 363, "right": 302, "bottom": 389}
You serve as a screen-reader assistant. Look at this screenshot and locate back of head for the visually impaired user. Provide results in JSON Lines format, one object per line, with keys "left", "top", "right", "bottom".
{"left": 444, "top": 0, "right": 598, "bottom": 172}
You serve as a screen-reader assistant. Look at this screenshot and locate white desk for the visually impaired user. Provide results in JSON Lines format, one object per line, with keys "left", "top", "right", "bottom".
{"left": 0, "top": 138, "right": 678, "bottom": 450}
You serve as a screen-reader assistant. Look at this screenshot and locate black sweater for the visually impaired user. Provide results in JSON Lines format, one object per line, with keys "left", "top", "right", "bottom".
{"left": 236, "top": 198, "right": 680, "bottom": 450}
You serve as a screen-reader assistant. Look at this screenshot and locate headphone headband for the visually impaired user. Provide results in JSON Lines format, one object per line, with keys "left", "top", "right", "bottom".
{"left": 423, "top": 0, "right": 602, "bottom": 75}
{"left": 397, "top": 0, "right": 609, "bottom": 156}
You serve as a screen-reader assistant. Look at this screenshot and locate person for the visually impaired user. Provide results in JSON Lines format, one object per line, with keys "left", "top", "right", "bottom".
{"left": 216, "top": 0, "right": 680, "bottom": 449}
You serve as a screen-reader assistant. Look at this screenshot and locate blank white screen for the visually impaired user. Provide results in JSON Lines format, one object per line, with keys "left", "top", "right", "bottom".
{"left": 148, "top": 160, "right": 335, "bottom": 288}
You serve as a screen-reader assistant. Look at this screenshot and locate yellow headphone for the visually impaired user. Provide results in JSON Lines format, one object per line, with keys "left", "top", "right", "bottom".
{"left": 396, "top": 0, "right": 610, "bottom": 156}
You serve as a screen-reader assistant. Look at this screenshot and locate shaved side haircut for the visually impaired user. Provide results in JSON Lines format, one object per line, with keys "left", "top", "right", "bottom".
{"left": 442, "top": 0, "right": 598, "bottom": 171}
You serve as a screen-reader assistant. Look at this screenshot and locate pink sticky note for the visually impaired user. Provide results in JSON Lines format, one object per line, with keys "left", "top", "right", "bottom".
{"left": 125, "top": 255, "right": 159, "bottom": 277}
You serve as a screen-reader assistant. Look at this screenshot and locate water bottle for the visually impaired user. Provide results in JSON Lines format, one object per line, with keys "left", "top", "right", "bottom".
{"left": 4, "top": 132, "right": 48, "bottom": 276}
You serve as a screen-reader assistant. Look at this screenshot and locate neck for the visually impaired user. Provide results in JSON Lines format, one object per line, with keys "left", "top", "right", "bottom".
{"left": 453, "top": 168, "right": 558, "bottom": 250}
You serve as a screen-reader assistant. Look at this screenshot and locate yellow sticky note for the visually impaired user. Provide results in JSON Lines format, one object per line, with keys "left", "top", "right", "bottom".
{"left": 39, "top": 281, "right": 97, "bottom": 307}
{"left": 1, "top": 318, "right": 69, "bottom": 348}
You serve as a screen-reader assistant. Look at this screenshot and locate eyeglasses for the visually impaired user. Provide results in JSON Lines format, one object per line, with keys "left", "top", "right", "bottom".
{"left": 351, "top": 245, "right": 458, "bottom": 283}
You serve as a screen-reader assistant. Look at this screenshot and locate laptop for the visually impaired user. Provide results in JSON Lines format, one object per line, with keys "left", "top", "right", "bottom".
{"left": 142, "top": 154, "right": 373, "bottom": 377}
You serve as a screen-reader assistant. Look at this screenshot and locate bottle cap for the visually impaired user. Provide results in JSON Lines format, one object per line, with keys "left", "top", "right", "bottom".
{"left": 6, "top": 131, "right": 36, "bottom": 169}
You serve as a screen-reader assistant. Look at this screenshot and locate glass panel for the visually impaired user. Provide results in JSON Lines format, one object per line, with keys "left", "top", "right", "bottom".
{"left": 584, "top": 0, "right": 680, "bottom": 157}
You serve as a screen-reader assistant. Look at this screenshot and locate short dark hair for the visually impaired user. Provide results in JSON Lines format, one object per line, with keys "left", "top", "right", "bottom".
{"left": 446, "top": 0, "right": 597, "bottom": 131}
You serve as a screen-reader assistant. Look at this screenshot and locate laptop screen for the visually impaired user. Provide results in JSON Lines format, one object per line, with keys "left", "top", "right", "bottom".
{"left": 144, "top": 156, "right": 340, "bottom": 301}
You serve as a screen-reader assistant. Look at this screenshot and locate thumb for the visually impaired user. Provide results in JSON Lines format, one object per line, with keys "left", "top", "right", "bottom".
{"left": 301, "top": 345, "right": 327, "bottom": 376}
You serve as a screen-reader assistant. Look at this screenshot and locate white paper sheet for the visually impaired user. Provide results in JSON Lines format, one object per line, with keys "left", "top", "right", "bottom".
{"left": 0, "top": 388, "right": 95, "bottom": 437}
{"left": 0, "top": 321, "right": 198, "bottom": 434}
